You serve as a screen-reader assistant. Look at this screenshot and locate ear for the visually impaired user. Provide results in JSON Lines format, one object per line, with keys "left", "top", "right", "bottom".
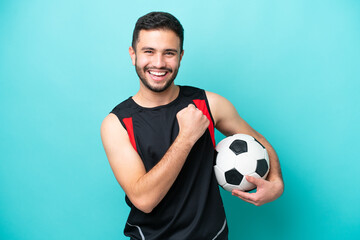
{"left": 129, "top": 46, "right": 136, "bottom": 66}
{"left": 179, "top": 50, "right": 184, "bottom": 62}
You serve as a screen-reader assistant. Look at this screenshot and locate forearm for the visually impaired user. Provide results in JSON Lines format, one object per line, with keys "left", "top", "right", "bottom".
{"left": 130, "top": 134, "right": 194, "bottom": 213}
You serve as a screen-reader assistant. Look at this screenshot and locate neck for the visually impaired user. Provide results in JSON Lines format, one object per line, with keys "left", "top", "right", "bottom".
{"left": 132, "top": 83, "right": 180, "bottom": 108}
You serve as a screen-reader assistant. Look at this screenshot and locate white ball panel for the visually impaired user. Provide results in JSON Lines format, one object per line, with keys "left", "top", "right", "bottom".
{"left": 264, "top": 148, "right": 270, "bottom": 162}
{"left": 246, "top": 140, "right": 266, "bottom": 160}
{"left": 214, "top": 165, "right": 227, "bottom": 186}
{"left": 235, "top": 184, "right": 245, "bottom": 192}
{"left": 216, "top": 151, "right": 236, "bottom": 172}
{"left": 215, "top": 135, "right": 234, "bottom": 152}
{"left": 223, "top": 183, "right": 237, "bottom": 192}
{"left": 262, "top": 167, "right": 270, "bottom": 179}
{"left": 249, "top": 172, "right": 261, "bottom": 178}
{"left": 240, "top": 172, "right": 259, "bottom": 191}
{"left": 234, "top": 153, "right": 257, "bottom": 175}
{"left": 240, "top": 182, "right": 256, "bottom": 192}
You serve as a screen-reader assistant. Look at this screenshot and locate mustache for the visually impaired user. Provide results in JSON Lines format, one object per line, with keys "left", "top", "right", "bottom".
{"left": 144, "top": 66, "right": 173, "bottom": 73}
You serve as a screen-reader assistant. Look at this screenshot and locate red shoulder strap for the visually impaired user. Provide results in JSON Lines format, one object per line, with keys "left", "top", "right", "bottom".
{"left": 192, "top": 99, "right": 215, "bottom": 148}
{"left": 122, "top": 117, "right": 137, "bottom": 152}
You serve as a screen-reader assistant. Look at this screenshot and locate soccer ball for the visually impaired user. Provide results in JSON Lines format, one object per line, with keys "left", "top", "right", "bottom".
{"left": 214, "top": 134, "right": 270, "bottom": 192}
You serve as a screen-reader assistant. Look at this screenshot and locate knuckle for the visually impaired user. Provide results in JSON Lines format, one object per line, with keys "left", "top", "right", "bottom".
{"left": 177, "top": 108, "right": 184, "bottom": 114}
{"left": 204, "top": 117, "right": 209, "bottom": 124}
{"left": 176, "top": 112, "right": 182, "bottom": 119}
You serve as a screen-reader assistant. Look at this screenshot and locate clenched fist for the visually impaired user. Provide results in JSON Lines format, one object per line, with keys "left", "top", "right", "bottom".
{"left": 176, "top": 104, "right": 210, "bottom": 145}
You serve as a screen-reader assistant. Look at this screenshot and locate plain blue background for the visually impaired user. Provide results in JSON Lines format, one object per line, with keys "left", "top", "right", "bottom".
{"left": 1, "top": 0, "right": 359, "bottom": 239}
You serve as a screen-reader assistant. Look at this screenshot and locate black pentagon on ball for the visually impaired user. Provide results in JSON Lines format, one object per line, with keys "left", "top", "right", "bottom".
{"left": 229, "top": 140, "right": 248, "bottom": 155}
{"left": 255, "top": 159, "right": 269, "bottom": 177}
{"left": 225, "top": 168, "right": 243, "bottom": 185}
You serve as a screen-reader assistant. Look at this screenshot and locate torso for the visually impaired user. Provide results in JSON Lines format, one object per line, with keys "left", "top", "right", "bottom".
{"left": 111, "top": 85, "right": 228, "bottom": 240}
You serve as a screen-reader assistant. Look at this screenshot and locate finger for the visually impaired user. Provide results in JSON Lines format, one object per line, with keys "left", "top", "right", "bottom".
{"left": 177, "top": 104, "right": 195, "bottom": 115}
{"left": 236, "top": 196, "right": 256, "bottom": 205}
{"left": 246, "top": 175, "right": 265, "bottom": 186}
{"left": 232, "top": 189, "right": 254, "bottom": 201}
{"left": 232, "top": 189, "right": 264, "bottom": 206}
{"left": 232, "top": 190, "right": 257, "bottom": 204}
{"left": 187, "top": 103, "right": 196, "bottom": 109}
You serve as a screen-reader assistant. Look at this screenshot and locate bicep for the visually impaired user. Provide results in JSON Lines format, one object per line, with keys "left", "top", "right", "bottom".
{"left": 100, "top": 113, "right": 146, "bottom": 195}
{"left": 206, "top": 91, "right": 262, "bottom": 139}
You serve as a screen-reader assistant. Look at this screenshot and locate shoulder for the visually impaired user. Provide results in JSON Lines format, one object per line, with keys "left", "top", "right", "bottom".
{"left": 205, "top": 91, "right": 234, "bottom": 112}
{"left": 102, "top": 98, "right": 135, "bottom": 139}
{"left": 205, "top": 91, "right": 224, "bottom": 103}
{"left": 205, "top": 91, "right": 239, "bottom": 127}
{"left": 101, "top": 113, "right": 126, "bottom": 138}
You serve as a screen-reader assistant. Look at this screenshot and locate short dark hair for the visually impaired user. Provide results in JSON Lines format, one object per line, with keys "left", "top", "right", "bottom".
{"left": 132, "top": 12, "right": 184, "bottom": 52}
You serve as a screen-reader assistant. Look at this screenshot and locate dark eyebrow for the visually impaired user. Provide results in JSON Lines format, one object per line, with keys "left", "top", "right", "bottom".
{"left": 164, "top": 49, "right": 178, "bottom": 53}
{"left": 141, "top": 47, "right": 155, "bottom": 51}
{"left": 140, "top": 47, "right": 178, "bottom": 53}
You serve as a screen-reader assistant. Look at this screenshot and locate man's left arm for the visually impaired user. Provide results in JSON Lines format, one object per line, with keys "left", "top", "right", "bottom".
{"left": 206, "top": 91, "right": 284, "bottom": 206}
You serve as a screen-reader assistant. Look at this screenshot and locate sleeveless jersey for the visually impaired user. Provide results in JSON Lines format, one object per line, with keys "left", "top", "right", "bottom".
{"left": 111, "top": 86, "right": 228, "bottom": 240}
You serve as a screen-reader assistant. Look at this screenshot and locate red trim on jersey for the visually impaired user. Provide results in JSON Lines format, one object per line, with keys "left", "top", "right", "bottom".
{"left": 193, "top": 99, "right": 215, "bottom": 148}
{"left": 123, "top": 117, "right": 137, "bottom": 152}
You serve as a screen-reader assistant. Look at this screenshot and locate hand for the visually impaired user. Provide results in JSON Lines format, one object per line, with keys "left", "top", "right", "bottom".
{"left": 232, "top": 175, "right": 284, "bottom": 206}
{"left": 176, "top": 104, "right": 209, "bottom": 144}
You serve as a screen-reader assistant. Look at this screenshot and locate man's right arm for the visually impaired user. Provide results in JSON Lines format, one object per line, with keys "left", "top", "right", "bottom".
{"left": 100, "top": 104, "right": 209, "bottom": 213}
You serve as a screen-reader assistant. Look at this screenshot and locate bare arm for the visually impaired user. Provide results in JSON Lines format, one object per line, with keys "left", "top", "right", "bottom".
{"left": 101, "top": 104, "right": 209, "bottom": 213}
{"left": 206, "top": 91, "right": 284, "bottom": 206}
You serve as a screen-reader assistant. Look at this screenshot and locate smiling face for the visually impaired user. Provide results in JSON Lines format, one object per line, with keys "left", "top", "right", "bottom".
{"left": 129, "top": 29, "right": 184, "bottom": 93}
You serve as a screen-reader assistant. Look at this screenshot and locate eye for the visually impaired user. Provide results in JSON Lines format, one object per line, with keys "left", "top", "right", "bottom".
{"left": 144, "top": 50, "right": 153, "bottom": 54}
{"left": 165, "top": 52, "right": 176, "bottom": 56}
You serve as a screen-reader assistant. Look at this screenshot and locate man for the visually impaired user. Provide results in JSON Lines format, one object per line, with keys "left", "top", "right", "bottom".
{"left": 101, "top": 12, "right": 284, "bottom": 240}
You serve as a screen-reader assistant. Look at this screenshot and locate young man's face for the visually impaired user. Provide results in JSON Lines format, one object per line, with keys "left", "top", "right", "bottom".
{"left": 129, "top": 29, "right": 184, "bottom": 92}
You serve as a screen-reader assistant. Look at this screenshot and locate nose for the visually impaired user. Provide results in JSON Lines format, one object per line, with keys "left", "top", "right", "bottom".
{"left": 152, "top": 53, "right": 166, "bottom": 68}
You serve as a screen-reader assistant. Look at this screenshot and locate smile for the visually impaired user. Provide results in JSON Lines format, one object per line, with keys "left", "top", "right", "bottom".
{"left": 149, "top": 71, "right": 167, "bottom": 76}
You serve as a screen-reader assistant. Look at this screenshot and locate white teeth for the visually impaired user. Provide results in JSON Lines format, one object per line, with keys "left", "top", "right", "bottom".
{"left": 149, "top": 71, "right": 166, "bottom": 76}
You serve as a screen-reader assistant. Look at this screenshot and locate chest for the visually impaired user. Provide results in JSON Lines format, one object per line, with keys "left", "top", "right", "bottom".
{"left": 132, "top": 104, "right": 185, "bottom": 171}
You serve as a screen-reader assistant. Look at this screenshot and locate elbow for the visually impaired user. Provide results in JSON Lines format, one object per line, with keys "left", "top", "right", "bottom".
{"left": 126, "top": 183, "right": 162, "bottom": 214}
{"left": 274, "top": 178, "right": 285, "bottom": 198}
{"left": 137, "top": 203, "right": 155, "bottom": 214}
{"left": 280, "top": 179, "right": 285, "bottom": 195}
{"left": 131, "top": 197, "right": 157, "bottom": 214}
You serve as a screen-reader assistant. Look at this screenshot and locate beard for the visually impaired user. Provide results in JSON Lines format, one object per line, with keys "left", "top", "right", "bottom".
{"left": 135, "top": 63, "right": 180, "bottom": 93}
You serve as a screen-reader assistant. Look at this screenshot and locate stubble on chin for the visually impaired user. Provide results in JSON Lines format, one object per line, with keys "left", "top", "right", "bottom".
{"left": 135, "top": 65, "right": 179, "bottom": 93}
